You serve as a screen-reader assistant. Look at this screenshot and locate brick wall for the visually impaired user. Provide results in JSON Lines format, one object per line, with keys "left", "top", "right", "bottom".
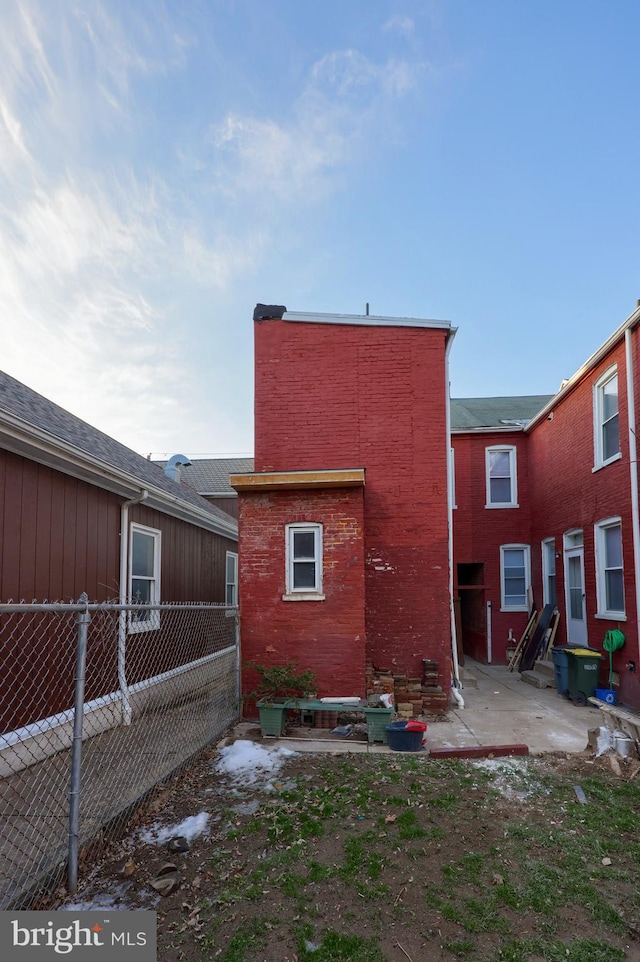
{"left": 528, "top": 338, "right": 640, "bottom": 708}
{"left": 238, "top": 486, "right": 366, "bottom": 700}
{"left": 452, "top": 431, "right": 532, "bottom": 663}
{"left": 251, "top": 317, "right": 452, "bottom": 689}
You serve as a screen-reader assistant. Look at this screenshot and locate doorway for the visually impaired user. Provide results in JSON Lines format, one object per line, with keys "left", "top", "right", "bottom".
{"left": 564, "top": 531, "right": 587, "bottom": 647}
{"left": 456, "top": 563, "right": 487, "bottom": 662}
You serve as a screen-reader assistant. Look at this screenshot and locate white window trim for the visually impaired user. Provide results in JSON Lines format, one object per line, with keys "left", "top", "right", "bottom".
{"left": 128, "top": 523, "right": 161, "bottom": 633}
{"left": 225, "top": 550, "right": 238, "bottom": 608}
{"left": 283, "top": 522, "right": 325, "bottom": 601}
{"left": 594, "top": 517, "right": 626, "bottom": 620}
{"left": 485, "top": 445, "right": 518, "bottom": 508}
{"left": 593, "top": 365, "right": 621, "bottom": 471}
{"left": 500, "top": 543, "right": 531, "bottom": 612}
{"left": 541, "top": 537, "right": 556, "bottom": 606}
{"left": 450, "top": 447, "right": 457, "bottom": 510}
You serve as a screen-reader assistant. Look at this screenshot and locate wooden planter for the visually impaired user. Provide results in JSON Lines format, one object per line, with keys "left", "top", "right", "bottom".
{"left": 256, "top": 700, "right": 288, "bottom": 737}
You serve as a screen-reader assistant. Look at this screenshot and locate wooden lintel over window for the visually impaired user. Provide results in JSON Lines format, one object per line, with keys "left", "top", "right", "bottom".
{"left": 230, "top": 468, "right": 365, "bottom": 491}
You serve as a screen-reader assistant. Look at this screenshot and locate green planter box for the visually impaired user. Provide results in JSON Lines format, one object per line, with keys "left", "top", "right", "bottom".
{"left": 362, "top": 707, "right": 394, "bottom": 744}
{"left": 257, "top": 700, "right": 288, "bottom": 737}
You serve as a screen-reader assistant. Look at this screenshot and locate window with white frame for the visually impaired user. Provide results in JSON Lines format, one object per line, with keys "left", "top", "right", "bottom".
{"left": 129, "top": 523, "right": 161, "bottom": 632}
{"left": 486, "top": 446, "right": 518, "bottom": 508}
{"left": 595, "top": 518, "right": 625, "bottom": 618}
{"left": 226, "top": 551, "right": 238, "bottom": 606}
{"left": 594, "top": 366, "right": 620, "bottom": 468}
{"left": 500, "top": 544, "right": 531, "bottom": 611}
{"left": 285, "top": 523, "right": 323, "bottom": 598}
{"left": 542, "top": 538, "right": 557, "bottom": 606}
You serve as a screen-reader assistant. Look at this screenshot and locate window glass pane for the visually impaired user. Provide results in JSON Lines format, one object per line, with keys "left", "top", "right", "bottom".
{"left": 489, "top": 451, "right": 510, "bottom": 476}
{"left": 602, "top": 376, "right": 618, "bottom": 421}
{"left": 490, "top": 478, "right": 511, "bottom": 503}
{"left": 132, "top": 533, "right": 155, "bottom": 577}
{"left": 293, "top": 531, "right": 316, "bottom": 559}
{"left": 131, "top": 578, "right": 151, "bottom": 604}
{"left": 503, "top": 549, "right": 524, "bottom": 570}
{"left": 602, "top": 415, "right": 620, "bottom": 461}
{"left": 547, "top": 576, "right": 557, "bottom": 606}
{"left": 226, "top": 553, "right": 237, "bottom": 581}
{"left": 293, "top": 561, "right": 316, "bottom": 588}
{"left": 605, "top": 570, "right": 624, "bottom": 612}
{"left": 604, "top": 525, "right": 622, "bottom": 567}
{"left": 569, "top": 586, "right": 584, "bottom": 620}
{"left": 226, "top": 584, "right": 235, "bottom": 605}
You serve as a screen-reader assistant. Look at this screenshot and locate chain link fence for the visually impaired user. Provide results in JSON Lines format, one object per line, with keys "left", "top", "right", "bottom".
{"left": 0, "top": 598, "right": 240, "bottom": 909}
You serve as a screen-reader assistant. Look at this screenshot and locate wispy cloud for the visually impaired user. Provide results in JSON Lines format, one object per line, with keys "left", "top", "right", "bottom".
{"left": 0, "top": 1, "right": 432, "bottom": 454}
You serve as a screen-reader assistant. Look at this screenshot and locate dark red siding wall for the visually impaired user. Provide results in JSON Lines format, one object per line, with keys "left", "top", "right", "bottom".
{"left": 452, "top": 432, "right": 532, "bottom": 663}
{"left": 238, "top": 487, "right": 366, "bottom": 699}
{"left": 251, "top": 318, "right": 451, "bottom": 686}
{"left": 0, "top": 449, "right": 238, "bottom": 732}
{"left": 528, "top": 338, "right": 639, "bottom": 708}
{"left": 0, "top": 450, "right": 121, "bottom": 602}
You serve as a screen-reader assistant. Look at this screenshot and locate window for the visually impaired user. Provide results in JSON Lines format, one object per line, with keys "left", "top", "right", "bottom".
{"left": 284, "top": 523, "right": 324, "bottom": 599}
{"left": 595, "top": 518, "right": 625, "bottom": 618}
{"left": 485, "top": 446, "right": 518, "bottom": 508}
{"left": 594, "top": 367, "right": 620, "bottom": 468}
{"left": 450, "top": 447, "right": 457, "bottom": 509}
{"left": 542, "top": 538, "right": 557, "bottom": 606}
{"left": 226, "top": 551, "right": 238, "bottom": 606}
{"left": 129, "top": 524, "right": 161, "bottom": 632}
{"left": 500, "top": 544, "right": 531, "bottom": 611}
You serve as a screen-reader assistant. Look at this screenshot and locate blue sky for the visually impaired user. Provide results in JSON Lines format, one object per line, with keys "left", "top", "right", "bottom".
{"left": 1, "top": 1, "right": 639, "bottom": 458}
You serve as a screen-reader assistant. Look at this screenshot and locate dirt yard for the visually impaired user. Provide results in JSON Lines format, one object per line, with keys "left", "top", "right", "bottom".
{"left": 53, "top": 727, "right": 640, "bottom": 962}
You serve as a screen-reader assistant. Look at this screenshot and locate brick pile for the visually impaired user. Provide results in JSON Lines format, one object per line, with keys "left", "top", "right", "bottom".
{"left": 365, "top": 659, "right": 449, "bottom": 715}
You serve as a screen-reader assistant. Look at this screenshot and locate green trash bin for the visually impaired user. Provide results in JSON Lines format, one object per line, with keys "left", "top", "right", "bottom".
{"left": 565, "top": 648, "right": 604, "bottom": 705}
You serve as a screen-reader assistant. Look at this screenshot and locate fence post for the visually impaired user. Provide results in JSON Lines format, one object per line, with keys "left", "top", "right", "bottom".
{"left": 67, "top": 593, "right": 91, "bottom": 896}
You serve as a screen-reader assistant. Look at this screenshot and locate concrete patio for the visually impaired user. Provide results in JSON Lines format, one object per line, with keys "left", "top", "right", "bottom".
{"left": 234, "top": 659, "right": 603, "bottom": 757}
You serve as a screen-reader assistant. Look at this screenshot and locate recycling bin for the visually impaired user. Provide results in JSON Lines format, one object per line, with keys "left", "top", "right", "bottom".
{"left": 565, "top": 648, "right": 604, "bottom": 705}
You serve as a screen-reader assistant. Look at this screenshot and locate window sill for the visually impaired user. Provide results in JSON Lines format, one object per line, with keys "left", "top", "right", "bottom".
{"left": 282, "top": 593, "right": 326, "bottom": 602}
{"left": 592, "top": 453, "right": 622, "bottom": 473}
{"left": 500, "top": 606, "right": 529, "bottom": 613}
{"left": 594, "top": 612, "right": 626, "bottom": 622}
{"left": 485, "top": 503, "right": 519, "bottom": 510}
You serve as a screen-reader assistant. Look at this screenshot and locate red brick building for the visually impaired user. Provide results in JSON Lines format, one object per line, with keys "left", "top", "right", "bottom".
{"left": 233, "top": 306, "right": 457, "bottom": 705}
{"left": 452, "top": 304, "right": 640, "bottom": 710}
{"left": 235, "top": 301, "right": 640, "bottom": 713}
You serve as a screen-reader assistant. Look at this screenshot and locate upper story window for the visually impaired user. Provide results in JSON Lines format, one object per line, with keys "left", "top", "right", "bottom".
{"left": 542, "top": 538, "right": 557, "bottom": 606}
{"left": 595, "top": 518, "right": 625, "bottom": 619}
{"left": 284, "top": 523, "right": 324, "bottom": 600}
{"left": 594, "top": 366, "right": 620, "bottom": 469}
{"left": 226, "top": 551, "right": 238, "bottom": 606}
{"left": 500, "top": 544, "right": 531, "bottom": 611}
{"left": 129, "top": 523, "right": 161, "bottom": 632}
{"left": 485, "top": 446, "right": 518, "bottom": 508}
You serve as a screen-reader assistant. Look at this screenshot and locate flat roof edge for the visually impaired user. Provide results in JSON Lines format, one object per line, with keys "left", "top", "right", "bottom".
{"left": 283, "top": 311, "right": 455, "bottom": 332}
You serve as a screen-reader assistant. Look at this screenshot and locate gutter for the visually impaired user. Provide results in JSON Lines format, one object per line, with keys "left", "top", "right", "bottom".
{"left": 445, "top": 327, "right": 464, "bottom": 707}
{"left": 625, "top": 327, "right": 640, "bottom": 666}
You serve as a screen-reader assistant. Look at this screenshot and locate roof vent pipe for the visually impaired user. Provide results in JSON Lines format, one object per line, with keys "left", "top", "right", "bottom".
{"left": 164, "top": 454, "right": 192, "bottom": 483}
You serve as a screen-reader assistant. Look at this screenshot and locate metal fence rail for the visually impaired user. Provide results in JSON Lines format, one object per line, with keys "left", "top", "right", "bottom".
{"left": 0, "top": 598, "right": 240, "bottom": 908}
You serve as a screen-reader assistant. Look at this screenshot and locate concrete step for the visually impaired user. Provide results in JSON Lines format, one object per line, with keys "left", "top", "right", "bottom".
{"left": 520, "top": 660, "right": 555, "bottom": 689}
{"left": 459, "top": 668, "right": 479, "bottom": 689}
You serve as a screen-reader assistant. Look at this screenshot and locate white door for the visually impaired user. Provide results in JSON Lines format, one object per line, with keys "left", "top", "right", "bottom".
{"left": 564, "top": 546, "right": 587, "bottom": 646}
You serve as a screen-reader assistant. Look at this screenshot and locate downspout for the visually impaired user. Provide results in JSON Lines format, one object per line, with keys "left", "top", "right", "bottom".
{"left": 445, "top": 330, "right": 464, "bottom": 707}
{"left": 118, "top": 489, "right": 149, "bottom": 725}
{"left": 625, "top": 328, "right": 640, "bottom": 666}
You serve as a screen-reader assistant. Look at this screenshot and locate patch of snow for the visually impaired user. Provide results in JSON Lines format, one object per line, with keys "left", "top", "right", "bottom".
{"left": 214, "top": 739, "right": 296, "bottom": 788}
{"left": 472, "top": 757, "right": 546, "bottom": 802}
{"left": 139, "top": 811, "right": 210, "bottom": 846}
